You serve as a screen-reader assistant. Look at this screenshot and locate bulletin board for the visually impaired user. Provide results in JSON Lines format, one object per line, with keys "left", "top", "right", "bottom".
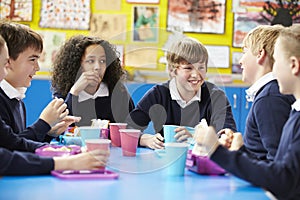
{"left": 0, "top": 0, "right": 238, "bottom": 79}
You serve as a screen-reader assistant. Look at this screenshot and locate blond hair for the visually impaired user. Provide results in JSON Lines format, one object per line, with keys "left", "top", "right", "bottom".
{"left": 278, "top": 24, "right": 300, "bottom": 59}
{"left": 242, "top": 25, "right": 284, "bottom": 68}
{"left": 166, "top": 37, "right": 208, "bottom": 71}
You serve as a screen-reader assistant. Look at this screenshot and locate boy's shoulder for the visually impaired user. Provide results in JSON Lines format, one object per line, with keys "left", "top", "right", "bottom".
{"left": 256, "top": 80, "right": 295, "bottom": 103}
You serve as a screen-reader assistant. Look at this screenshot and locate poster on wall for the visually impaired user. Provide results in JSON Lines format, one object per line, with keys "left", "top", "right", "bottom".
{"left": 133, "top": 6, "right": 159, "bottom": 42}
{"left": 206, "top": 45, "right": 229, "bottom": 68}
{"left": 232, "top": 52, "right": 243, "bottom": 74}
{"left": 37, "top": 31, "right": 66, "bottom": 76}
{"left": 233, "top": 12, "right": 268, "bottom": 47}
{"left": 39, "top": 0, "right": 91, "bottom": 30}
{"left": 125, "top": 45, "right": 157, "bottom": 68}
{"left": 0, "top": 0, "right": 32, "bottom": 21}
{"left": 167, "top": 0, "right": 226, "bottom": 34}
{"left": 127, "top": 0, "right": 159, "bottom": 3}
{"left": 232, "top": 0, "right": 300, "bottom": 47}
{"left": 90, "top": 14, "right": 127, "bottom": 41}
{"left": 95, "top": 0, "right": 121, "bottom": 11}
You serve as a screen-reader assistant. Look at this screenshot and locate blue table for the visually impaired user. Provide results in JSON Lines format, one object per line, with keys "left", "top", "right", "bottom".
{"left": 0, "top": 148, "right": 270, "bottom": 200}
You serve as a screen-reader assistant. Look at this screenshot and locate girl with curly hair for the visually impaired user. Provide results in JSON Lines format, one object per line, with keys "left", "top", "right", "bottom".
{"left": 51, "top": 35, "right": 134, "bottom": 126}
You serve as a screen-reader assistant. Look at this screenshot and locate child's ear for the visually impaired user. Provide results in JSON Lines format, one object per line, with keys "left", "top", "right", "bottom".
{"left": 257, "top": 49, "right": 267, "bottom": 65}
{"left": 290, "top": 56, "right": 300, "bottom": 76}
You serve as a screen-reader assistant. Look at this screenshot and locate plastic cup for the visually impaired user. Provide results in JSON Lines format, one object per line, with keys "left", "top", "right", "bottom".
{"left": 163, "top": 125, "right": 195, "bottom": 143}
{"left": 76, "top": 126, "right": 101, "bottom": 146}
{"left": 161, "top": 143, "right": 189, "bottom": 176}
{"left": 85, "top": 139, "right": 111, "bottom": 170}
{"left": 109, "top": 123, "right": 127, "bottom": 147}
{"left": 119, "top": 129, "right": 141, "bottom": 157}
{"left": 85, "top": 139, "right": 111, "bottom": 152}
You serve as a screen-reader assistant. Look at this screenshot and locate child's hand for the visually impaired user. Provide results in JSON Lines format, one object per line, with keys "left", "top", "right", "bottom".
{"left": 174, "top": 126, "right": 193, "bottom": 142}
{"left": 40, "top": 98, "right": 68, "bottom": 127}
{"left": 48, "top": 116, "right": 81, "bottom": 137}
{"left": 53, "top": 149, "right": 110, "bottom": 171}
{"left": 217, "top": 128, "right": 234, "bottom": 149}
{"left": 229, "top": 132, "right": 243, "bottom": 151}
{"left": 194, "top": 126, "right": 220, "bottom": 157}
{"left": 140, "top": 133, "right": 164, "bottom": 149}
{"left": 70, "top": 71, "right": 101, "bottom": 96}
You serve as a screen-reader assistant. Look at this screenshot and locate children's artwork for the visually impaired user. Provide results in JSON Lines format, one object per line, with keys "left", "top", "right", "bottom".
{"left": 206, "top": 45, "right": 229, "bottom": 68}
{"left": 232, "top": 52, "right": 243, "bottom": 74}
{"left": 233, "top": 12, "right": 268, "bottom": 47}
{"left": 133, "top": 6, "right": 159, "bottom": 42}
{"left": 125, "top": 45, "right": 157, "bottom": 68}
{"left": 95, "top": 0, "right": 121, "bottom": 11}
{"left": 39, "top": 0, "right": 91, "bottom": 30}
{"left": 167, "top": 0, "right": 226, "bottom": 34}
{"left": 0, "top": 0, "right": 32, "bottom": 21}
{"left": 127, "top": 0, "right": 159, "bottom": 3}
{"left": 233, "top": 0, "right": 300, "bottom": 47}
{"left": 37, "top": 31, "right": 66, "bottom": 75}
{"left": 90, "top": 14, "right": 127, "bottom": 41}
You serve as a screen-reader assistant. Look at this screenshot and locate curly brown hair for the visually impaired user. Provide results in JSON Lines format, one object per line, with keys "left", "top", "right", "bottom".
{"left": 51, "top": 35, "right": 124, "bottom": 98}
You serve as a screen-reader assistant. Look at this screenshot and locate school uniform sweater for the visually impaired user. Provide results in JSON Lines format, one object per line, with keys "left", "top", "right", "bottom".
{"left": 211, "top": 110, "right": 300, "bottom": 200}
{"left": 0, "top": 148, "right": 53, "bottom": 175}
{"left": 0, "top": 88, "right": 51, "bottom": 142}
{"left": 243, "top": 80, "right": 295, "bottom": 160}
{"left": 126, "top": 81, "right": 237, "bottom": 135}
{"left": 57, "top": 83, "right": 135, "bottom": 126}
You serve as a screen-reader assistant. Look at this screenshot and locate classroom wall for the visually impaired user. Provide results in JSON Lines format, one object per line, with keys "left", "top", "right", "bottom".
{"left": 18, "top": 0, "right": 239, "bottom": 78}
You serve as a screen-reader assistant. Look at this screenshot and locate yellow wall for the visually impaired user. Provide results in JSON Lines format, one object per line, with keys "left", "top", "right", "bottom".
{"left": 25, "top": 0, "right": 240, "bottom": 76}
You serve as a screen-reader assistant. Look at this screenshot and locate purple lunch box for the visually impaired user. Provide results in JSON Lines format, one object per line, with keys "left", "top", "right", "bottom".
{"left": 35, "top": 145, "right": 81, "bottom": 157}
{"left": 51, "top": 170, "right": 119, "bottom": 180}
{"left": 186, "top": 150, "right": 226, "bottom": 175}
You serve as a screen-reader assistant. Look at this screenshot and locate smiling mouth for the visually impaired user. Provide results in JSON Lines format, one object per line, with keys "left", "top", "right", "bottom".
{"left": 188, "top": 80, "right": 201, "bottom": 85}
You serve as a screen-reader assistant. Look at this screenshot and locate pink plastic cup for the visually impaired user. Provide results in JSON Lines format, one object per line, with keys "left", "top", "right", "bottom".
{"left": 119, "top": 129, "right": 141, "bottom": 157}
{"left": 109, "top": 123, "right": 127, "bottom": 147}
{"left": 85, "top": 139, "right": 111, "bottom": 170}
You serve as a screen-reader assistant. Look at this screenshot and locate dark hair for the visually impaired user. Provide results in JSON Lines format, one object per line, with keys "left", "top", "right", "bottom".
{"left": 0, "top": 21, "right": 43, "bottom": 60}
{"left": 51, "top": 35, "right": 124, "bottom": 98}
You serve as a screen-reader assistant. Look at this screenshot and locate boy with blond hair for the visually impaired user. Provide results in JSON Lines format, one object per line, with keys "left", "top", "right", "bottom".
{"left": 220, "top": 25, "right": 295, "bottom": 160}
{"left": 195, "top": 24, "right": 300, "bottom": 199}
{"left": 126, "top": 37, "right": 236, "bottom": 149}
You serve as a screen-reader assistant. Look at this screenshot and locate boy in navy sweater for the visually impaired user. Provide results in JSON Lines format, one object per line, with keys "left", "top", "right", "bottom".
{"left": 195, "top": 24, "right": 300, "bottom": 200}
{"left": 0, "top": 35, "right": 109, "bottom": 175}
{"left": 126, "top": 37, "right": 236, "bottom": 149}
{"left": 219, "top": 25, "right": 295, "bottom": 161}
{"left": 0, "top": 22, "right": 80, "bottom": 142}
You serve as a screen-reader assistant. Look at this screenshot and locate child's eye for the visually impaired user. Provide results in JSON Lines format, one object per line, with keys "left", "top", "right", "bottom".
{"left": 99, "top": 59, "right": 106, "bottom": 64}
{"left": 85, "top": 59, "right": 95, "bottom": 64}
{"left": 183, "top": 66, "right": 193, "bottom": 70}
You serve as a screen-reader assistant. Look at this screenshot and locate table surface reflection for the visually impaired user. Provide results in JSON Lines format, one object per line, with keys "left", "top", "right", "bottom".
{"left": 0, "top": 147, "right": 270, "bottom": 200}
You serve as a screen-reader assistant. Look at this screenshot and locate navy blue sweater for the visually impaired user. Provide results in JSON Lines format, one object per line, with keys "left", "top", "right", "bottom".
{"left": 0, "top": 148, "right": 53, "bottom": 176}
{"left": 211, "top": 109, "right": 300, "bottom": 200}
{"left": 0, "top": 88, "right": 52, "bottom": 142}
{"left": 243, "top": 80, "right": 295, "bottom": 160}
{"left": 56, "top": 83, "right": 135, "bottom": 126}
{"left": 0, "top": 115, "right": 52, "bottom": 175}
{"left": 126, "top": 81, "right": 237, "bottom": 135}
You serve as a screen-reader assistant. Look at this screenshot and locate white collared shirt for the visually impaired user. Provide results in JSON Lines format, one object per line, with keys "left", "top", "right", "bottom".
{"left": 245, "top": 72, "right": 276, "bottom": 102}
{"left": 169, "top": 78, "right": 201, "bottom": 108}
{"left": 78, "top": 82, "right": 109, "bottom": 102}
{"left": 291, "top": 99, "right": 300, "bottom": 111}
{"left": 0, "top": 79, "right": 27, "bottom": 100}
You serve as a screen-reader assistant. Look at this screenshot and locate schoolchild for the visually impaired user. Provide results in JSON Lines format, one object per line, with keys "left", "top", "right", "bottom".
{"left": 126, "top": 37, "right": 236, "bottom": 149}
{"left": 195, "top": 24, "right": 300, "bottom": 199}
